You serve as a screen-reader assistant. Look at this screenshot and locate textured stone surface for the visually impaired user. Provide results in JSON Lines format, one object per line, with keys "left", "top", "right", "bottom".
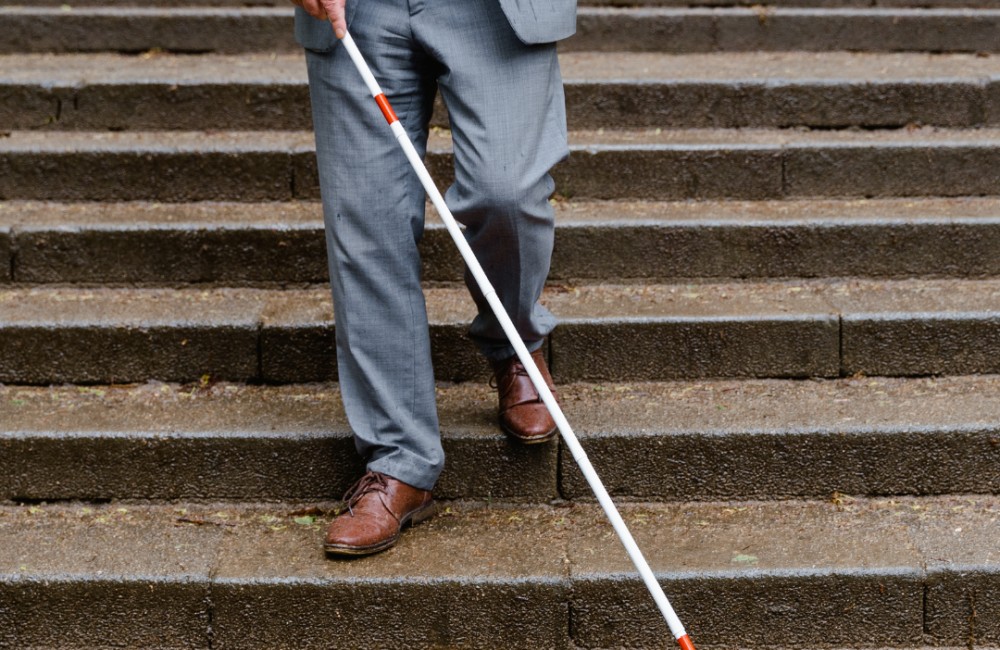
{"left": 0, "top": 382, "right": 558, "bottom": 501}
{"left": 0, "top": 505, "right": 218, "bottom": 648}
{"left": 832, "top": 279, "right": 1000, "bottom": 375}
{"left": 0, "top": 131, "right": 312, "bottom": 202}
{"left": 567, "top": 500, "right": 926, "bottom": 647}
{"left": 0, "top": 287, "right": 264, "bottom": 384}
{"left": 915, "top": 499, "right": 1000, "bottom": 645}
{"left": 8, "top": 198, "right": 1000, "bottom": 284}
{"left": 786, "top": 142, "right": 1000, "bottom": 198}
{"left": 0, "top": 224, "right": 10, "bottom": 283}
{"left": 4, "top": 498, "right": 997, "bottom": 648}
{"left": 8, "top": 51, "right": 1000, "bottom": 130}
{"left": 550, "top": 282, "right": 840, "bottom": 380}
{"left": 6, "top": 129, "right": 1000, "bottom": 201}
{"left": 712, "top": 9, "right": 1000, "bottom": 54}
{"left": 557, "top": 375, "right": 1000, "bottom": 499}
{"left": 211, "top": 506, "right": 571, "bottom": 649}
{"left": 5, "top": 7, "right": 1000, "bottom": 54}
{"left": 6, "top": 377, "right": 1000, "bottom": 502}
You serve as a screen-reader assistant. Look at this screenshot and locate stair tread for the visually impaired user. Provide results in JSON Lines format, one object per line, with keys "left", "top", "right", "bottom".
{"left": 4, "top": 2, "right": 999, "bottom": 11}
{"left": 8, "top": 50, "right": 1000, "bottom": 84}
{"left": 8, "top": 197, "right": 1000, "bottom": 230}
{"left": 6, "top": 375, "right": 1000, "bottom": 437}
{"left": 7, "top": 126, "right": 1000, "bottom": 151}
{"left": 9, "top": 279, "right": 1000, "bottom": 325}
{"left": 4, "top": 495, "right": 995, "bottom": 647}
{"left": 3, "top": 496, "right": 996, "bottom": 579}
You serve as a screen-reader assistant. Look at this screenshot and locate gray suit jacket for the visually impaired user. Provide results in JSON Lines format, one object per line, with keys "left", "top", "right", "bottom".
{"left": 295, "top": 0, "right": 575, "bottom": 51}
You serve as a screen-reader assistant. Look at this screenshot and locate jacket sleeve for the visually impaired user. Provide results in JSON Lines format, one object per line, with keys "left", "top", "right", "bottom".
{"left": 496, "top": 0, "right": 577, "bottom": 44}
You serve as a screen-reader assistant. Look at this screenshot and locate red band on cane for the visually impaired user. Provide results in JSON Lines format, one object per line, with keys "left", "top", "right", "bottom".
{"left": 677, "top": 635, "right": 696, "bottom": 650}
{"left": 375, "top": 94, "right": 398, "bottom": 125}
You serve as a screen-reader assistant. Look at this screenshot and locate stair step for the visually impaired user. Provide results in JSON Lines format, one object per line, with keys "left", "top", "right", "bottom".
{"left": 4, "top": 376, "right": 1000, "bottom": 501}
{"left": 0, "top": 282, "right": 838, "bottom": 383}
{"left": 8, "top": 280, "right": 1000, "bottom": 383}
{"left": 4, "top": 128, "right": 1000, "bottom": 201}
{"left": 4, "top": 6, "right": 1000, "bottom": 54}
{"left": 7, "top": 198, "right": 1000, "bottom": 284}
{"left": 0, "top": 497, "right": 996, "bottom": 648}
{"left": 6, "top": 0, "right": 999, "bottom": 6}
{"left": 6, "top": 52, "right": 1000, "bottom": 130}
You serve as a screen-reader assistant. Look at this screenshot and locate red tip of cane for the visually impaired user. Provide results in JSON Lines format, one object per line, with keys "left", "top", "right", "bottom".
{"left": 677, "top": 634, "right": 696, "bottom": 650}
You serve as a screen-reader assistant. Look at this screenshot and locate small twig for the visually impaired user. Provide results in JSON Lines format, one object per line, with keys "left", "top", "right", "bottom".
{"left": 176, "top": 516, "right": 236, "bottom": 528}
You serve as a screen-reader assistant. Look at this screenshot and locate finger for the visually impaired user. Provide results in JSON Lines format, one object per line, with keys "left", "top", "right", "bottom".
{"left": 319, "top": 0, "right": 347, "bottom": 38}
{"left": 299, "top": 0, "right": 328, "bottom": 20}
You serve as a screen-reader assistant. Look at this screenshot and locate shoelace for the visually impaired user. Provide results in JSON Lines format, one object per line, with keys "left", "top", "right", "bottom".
{"left": 341, "top": 471, "right": 389, "bottom": 516}
{"left": 489, "top": 360, "right": 530, "bottom": 397}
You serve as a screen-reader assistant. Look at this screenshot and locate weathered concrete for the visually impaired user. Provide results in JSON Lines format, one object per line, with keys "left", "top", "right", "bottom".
{"left": 8, "top": 0, "right": 1000, "bottom": 6}
{"left": 831, "top": 279, "right": 1000, "bottom": 376}
{"left": 211, "top": 505, "right": 571, "bottom": 649}
{"left": 5, "top": 377, "right": 1000, "bottom": 502}
{"left": 5, "top": 201, "right": 330, "bottom": 284}
{"left": 550, "top": 198, "right": 1000, "bottom": 281}
{"left": 0, "top": 223, "right": 10, "bottom": 283}
{"left": 3, "top": 498, "right": 998, "bottom": 648}
{"left": 13, "top": 280, "right": 1000, "bottom": 383}
{"left": 568, "top": 499, "right": 927, "bottom": 647}
{"left": 710, "top": 8, "right": 1000, "bottom": 54}
{"left": 909, "top": 499, "right": 1000, "bottom": 645}
{"left": 0, "top": 287, "right": 264, "bottom": 384}
{"left": 550, "top": 282, "right": 840, "bottom": 381}
{"left": 9, "top": 198, "right": 1000, "bottom": 284}
{"left": 0, "top": 504, "right": 218, "bottom": 648}
{"left": 0, "top": 7, "right": 298, "bottom": 54}
{"left": 9, "top": 51, "right": 1000, "bottom": 130}
{"left": 0, "top": 131, "right": 311, "bottom": 202}
{"left": 785, "top": 140, "right": 1000, "bottom": 198}
{"left": 5, "top": 7, "right": 1000, "bottom": 54}
{"left": 558, "top": 375, "right": 1000, "bottom": 500}
{"left": 6, "top": 128, "right": 1000, "bottom": 201}
{"left": 0, "top": 382, "right": 558, "bottom": 501}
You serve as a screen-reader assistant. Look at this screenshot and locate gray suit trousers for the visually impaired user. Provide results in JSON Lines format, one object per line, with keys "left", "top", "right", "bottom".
{"left": 303, "top": 0, "right": 569, "bottom": 490}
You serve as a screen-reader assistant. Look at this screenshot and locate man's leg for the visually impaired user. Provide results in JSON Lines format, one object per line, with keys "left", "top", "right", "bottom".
{"left": 305, "top": 0, "right": 443, "bottom": 491}
{"left": 411, "top": 0, "right": 569, "bottom": 441}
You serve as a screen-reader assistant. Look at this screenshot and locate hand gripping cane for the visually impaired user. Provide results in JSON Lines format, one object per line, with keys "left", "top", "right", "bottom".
{"left": 339, "top": 31, "right": 696, "bottom": 650}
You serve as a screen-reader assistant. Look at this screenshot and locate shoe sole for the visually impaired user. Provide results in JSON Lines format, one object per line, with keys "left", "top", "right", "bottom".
{"left": 323, "top": 500, "right": 437, "bottom": 557}
{"left": 499, "top": 419, "right": 558, "bottom": 445}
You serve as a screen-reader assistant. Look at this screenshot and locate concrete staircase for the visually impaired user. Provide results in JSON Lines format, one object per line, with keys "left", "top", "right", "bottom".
{"left": 2, "top": 0, "right": 1000, "bottom": 648}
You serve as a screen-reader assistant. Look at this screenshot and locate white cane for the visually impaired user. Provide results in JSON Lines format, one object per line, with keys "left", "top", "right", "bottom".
{"left": 338, "top": 31, "right": 696, "bottom": 650}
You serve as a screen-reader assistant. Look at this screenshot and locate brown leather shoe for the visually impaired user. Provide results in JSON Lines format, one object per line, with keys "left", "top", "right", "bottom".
{"left": 324, "top": 471, "right": 435, "bottom": 556}
{"left": 490, "top": 348, "right": 558, "bottom": 444}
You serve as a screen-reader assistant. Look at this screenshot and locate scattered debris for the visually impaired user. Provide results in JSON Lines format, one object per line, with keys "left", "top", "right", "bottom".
{"left": 176, "top": 515, "right": 236, "bottom": 527}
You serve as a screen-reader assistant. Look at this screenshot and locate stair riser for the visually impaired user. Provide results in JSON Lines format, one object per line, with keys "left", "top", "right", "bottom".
{"left": 6, "top": 0, "right": 1000, "bottom": 7}
{"left": 4, "top": 10, "right": 1000, "bottom": 54}
{"left": 9, "top": 220, "right": 1000, "bottom": 285}
{"left": 0, "top": 578, "right": 570, "bottom": 649}
{"left": 0, "top": 317, "right": 837, "bottom": 383}
{"left": 576, "top": 573, "right": 926, "bottom": 648}
{"left": 561, "top": 428, "right": 1000, "bottom": 501}
{"left": 570, "top": 11, "right": 1000, "bottom": 54}
{"left": 4, "top": 80, "right": 995, "bottom": 131}
{"left": 3, "top": 571, "right": 993, "bottom": 648}
{"left": 5, "top": 426, "right": 1000, "bottom": 502}
{"left": 6, "top": 313, "right": 1000, "bottom": 382}
{"left": 4, "top": 144, "right": 1000, "bottom": 202}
